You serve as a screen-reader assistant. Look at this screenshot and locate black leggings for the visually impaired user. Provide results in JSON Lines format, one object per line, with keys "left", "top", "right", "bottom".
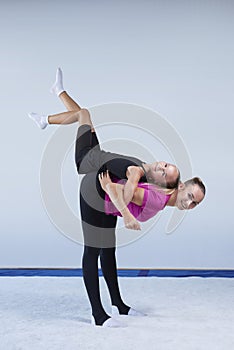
{"left": 76, "top": 125, "right": 131, "bottom": 325}
{"left": 82, "top": 246, "right": 130, "bottom": 325}
{"left": 75, "top": 124, "right": 147, "bottom": 179}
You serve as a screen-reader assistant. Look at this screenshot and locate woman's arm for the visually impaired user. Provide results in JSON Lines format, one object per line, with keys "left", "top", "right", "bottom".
{"left": 98, "top": 171, "right": 141, "bottom": 230}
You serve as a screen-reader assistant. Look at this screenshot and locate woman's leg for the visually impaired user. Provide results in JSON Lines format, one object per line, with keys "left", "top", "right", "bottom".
{"left": 82, "top": 245, "right": 109, "bottom": 325}
{"left": 100, "top": 247, "right": 146, "bottom": 317}
{"left": 100, "top": 247, "right": 130, "bottom": 315}
{"left": 80, "top": 173, "right": 123, "bottom": 327}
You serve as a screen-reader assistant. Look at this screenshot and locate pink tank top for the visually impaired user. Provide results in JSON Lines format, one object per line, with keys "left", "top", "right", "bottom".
{"left": 104, "top": 179, "right": 170, "bottom": 222}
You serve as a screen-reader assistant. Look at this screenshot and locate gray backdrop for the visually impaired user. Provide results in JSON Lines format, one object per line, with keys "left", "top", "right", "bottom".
{"left": 1, "top": 0, "right": 233, "bottom": 268}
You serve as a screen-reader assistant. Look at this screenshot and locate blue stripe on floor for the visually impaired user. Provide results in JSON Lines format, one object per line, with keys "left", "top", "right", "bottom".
{"left": 0, "top": 269, "right": 234, "bottom": 278}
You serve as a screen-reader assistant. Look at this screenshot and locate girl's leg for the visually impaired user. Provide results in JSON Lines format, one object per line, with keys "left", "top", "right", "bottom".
{"left": 29, "top": 107, "right": 95, "bottom": 130}
{"left": 59, "top": 91, "right": 81, "bottom": 112}
{"left": 48, "top": 110, "right": 79, "bottom": 125}
{"left": 74, "top": 110, "right": 102, "bottom": 173}
{"left": 29, "top": 68, "right": 94, "bottom": 129}
{"left": 52, "top": 70, "right": 94, "bottom": 129}
{"left": 51, "top": 68, "right": 96, "bottom": 130}
{"left": 50, "top": 67, "right": 82, "bottom": 112}
{"left": 48, "top": 108, "right": 94, "bottom": 129}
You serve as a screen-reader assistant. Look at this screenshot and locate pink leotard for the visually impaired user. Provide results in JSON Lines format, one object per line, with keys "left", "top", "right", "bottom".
{"left": 104, "top": 179, "right": 170, "bottom": 222}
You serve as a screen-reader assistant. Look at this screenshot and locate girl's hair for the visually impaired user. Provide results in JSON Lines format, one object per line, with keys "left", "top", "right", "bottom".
{"left": 149, "top": 169, "right": 180, "bottom": 194}
{"left": 165, "top": 170, "right": 181, "bottom": 189}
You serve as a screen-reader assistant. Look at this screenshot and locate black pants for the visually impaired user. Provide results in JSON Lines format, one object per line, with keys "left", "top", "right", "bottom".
{"left": 75, "top": 124, "right": 147, "bottom": 180}
{"left": 76, "top": 125, "right": 146, "bottom": 325}
{"left": 76, "top": 124, "right": 147, "bottom": 248}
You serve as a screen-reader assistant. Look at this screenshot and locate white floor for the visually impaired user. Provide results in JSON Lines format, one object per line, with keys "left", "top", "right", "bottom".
{"left": 0, "top": 277, "right": 234, "bottom": 350}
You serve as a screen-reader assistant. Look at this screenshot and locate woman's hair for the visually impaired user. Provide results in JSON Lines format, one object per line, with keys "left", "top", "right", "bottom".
{"left": 161, "top": 187, "right": 177, "bottom": 195}
{"left": 145, "top": 183, "right": 177, "bottom": 195}
{"left": 184, "top": 177, "right": 206, "bottom": 195}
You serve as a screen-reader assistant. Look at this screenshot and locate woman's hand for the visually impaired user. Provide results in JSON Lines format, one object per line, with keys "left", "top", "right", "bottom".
{"left": 123, "top": 213, "right": 141, "bottom": 231}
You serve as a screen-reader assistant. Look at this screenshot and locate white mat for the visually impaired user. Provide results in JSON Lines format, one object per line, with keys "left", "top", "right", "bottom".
{"left": 0, "top": 277, "right": 233, "bottom": 350}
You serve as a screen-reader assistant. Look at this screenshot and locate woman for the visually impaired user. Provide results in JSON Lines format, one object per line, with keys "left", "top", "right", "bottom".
{"left": 29, "top": 68, "right": 180, "bottom": 327}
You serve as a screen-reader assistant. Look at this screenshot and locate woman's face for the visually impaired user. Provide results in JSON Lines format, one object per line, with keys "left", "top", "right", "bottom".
{"left": 175, "top": 183, "right": 205, "bottom": 210}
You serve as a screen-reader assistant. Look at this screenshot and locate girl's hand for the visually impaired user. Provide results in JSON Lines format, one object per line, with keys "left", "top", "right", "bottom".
{"left": 98, "top": 171, "right": 112, "bottom": 192}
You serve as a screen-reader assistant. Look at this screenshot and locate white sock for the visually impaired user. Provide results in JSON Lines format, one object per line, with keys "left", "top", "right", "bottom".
{"left": 50, "top": 67, "right": 64, "bottom": 96}
{"left": 102, "top": 317, "right": 125, "bottom": 328}
{"left": 112, "top": 305, "right": 146, "bottom": 317}
{"left": 111, "top": 305, "right": 120, "bottom": 316}
{"left": 28, "top": 112, "right": 48, "bottom": 129}
{"left": 128, "top": 308, "right": 147, "bottom": 317}
{"left": 91, "top": 316, "right": 125, "bottom": 328}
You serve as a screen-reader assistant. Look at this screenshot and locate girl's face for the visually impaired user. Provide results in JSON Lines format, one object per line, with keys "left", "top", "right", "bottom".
{"left": 148, "top": 161, "right": 179, "bottom": 188}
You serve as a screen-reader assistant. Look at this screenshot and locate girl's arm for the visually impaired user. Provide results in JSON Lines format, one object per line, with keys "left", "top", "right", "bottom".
{"left": 123, "top": 166, "right": 145, "bottom": 205}
{"left": 99, "top": 171, "right": 142, "bottom": 230}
